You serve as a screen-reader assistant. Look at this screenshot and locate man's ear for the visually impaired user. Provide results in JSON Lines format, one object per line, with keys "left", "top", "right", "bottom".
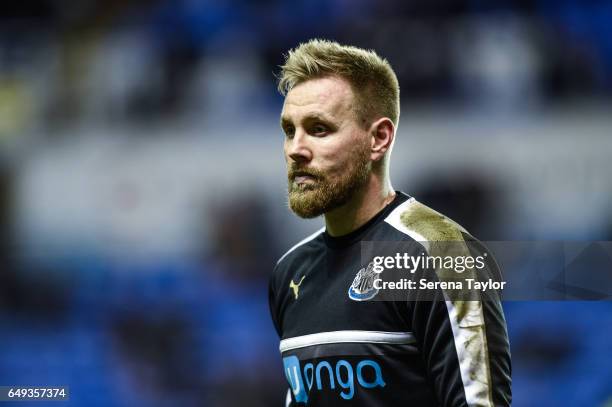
{"left": 370, "top": 118, "right": 395, "bottom": 162}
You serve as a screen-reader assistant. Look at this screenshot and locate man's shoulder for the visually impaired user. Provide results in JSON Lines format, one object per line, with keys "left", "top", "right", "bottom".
{"left": 384, "top": 196, "right": 471, "bottom": 243}
{"left": 275, "top": 226, "right": 326, "bottom": 269}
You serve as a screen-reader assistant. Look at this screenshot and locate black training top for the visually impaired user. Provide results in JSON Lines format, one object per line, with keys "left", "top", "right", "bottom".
{"left": 269, "top": 191, "right": 511, "bottom": 406}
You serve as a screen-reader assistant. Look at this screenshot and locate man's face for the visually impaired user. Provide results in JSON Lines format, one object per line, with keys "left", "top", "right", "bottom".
{"left": 281, "top": 76, "right": 372, "bottom": 218}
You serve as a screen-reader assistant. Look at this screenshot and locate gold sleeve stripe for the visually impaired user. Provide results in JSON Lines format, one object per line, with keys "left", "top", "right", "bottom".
{"left": 384, "top": 199, "right": 494, "bottom": 407}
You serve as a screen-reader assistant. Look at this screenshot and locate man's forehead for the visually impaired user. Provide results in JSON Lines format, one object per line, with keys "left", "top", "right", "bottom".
{"left": 281, "top": 76, "right": 354, "bottom": 121}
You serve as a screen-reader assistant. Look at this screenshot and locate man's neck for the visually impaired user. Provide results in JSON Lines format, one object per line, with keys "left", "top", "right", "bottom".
{"left": 324, "top": 179, "right": 395, "bottom": 237}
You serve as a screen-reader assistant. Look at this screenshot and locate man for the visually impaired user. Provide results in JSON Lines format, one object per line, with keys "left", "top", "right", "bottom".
{"left": 268, "top": 39, "right": 511, "bottom": 406}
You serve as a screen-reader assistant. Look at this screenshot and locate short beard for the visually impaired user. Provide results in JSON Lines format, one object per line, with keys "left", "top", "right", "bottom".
{"left": 287, "top": 144, "right": 371, "bottom": 219}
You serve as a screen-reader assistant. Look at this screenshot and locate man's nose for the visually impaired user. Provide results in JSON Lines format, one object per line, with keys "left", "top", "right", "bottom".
{"left": 286, "top": 131, "right": 312, "bottom": 163}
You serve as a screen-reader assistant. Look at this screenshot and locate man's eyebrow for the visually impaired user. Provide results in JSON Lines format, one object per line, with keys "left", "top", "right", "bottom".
{"left": 304, "top": 112, "right": 334, "bottom": 122}
{"left": 281, "top": 112, "right": 335, "bottom": 127}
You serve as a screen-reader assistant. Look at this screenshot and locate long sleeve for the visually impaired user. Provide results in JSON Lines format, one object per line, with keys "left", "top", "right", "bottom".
{"left": 408, "top": 251, "right": 512, "bottom": 407}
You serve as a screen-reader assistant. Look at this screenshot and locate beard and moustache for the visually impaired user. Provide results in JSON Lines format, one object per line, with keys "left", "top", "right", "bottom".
{"left": 287, "top": 142, "right": 371, "bottom": 218}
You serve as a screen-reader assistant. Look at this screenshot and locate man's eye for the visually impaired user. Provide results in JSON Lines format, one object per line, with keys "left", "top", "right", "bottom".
{"left": 283, "top": 126, "right": 295, "bottom": 138}
{"left": 311, "top": 124, "right": 328, "bottom": 136}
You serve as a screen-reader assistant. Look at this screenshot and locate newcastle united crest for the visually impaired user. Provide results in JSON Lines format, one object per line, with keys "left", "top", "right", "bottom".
{"left": 348, "top": 261, "right": 379, "bottom": 301}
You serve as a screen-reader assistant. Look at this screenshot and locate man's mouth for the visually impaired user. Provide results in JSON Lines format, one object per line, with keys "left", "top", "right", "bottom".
{"left": 290, "top": 171, "right": 318, "bottom": 185}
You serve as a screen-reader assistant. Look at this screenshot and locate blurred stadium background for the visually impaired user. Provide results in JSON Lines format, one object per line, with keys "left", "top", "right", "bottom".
{"left": 0, "top": 0, "right": 611, "bottom": 406}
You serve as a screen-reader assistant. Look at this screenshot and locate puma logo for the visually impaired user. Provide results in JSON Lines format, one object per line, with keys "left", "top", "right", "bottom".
{"left": 289, "top": 276, "right": 306, "bottom": 299}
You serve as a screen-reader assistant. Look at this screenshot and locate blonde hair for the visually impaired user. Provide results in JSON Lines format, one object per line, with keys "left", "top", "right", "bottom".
{"left": 278, "top": 39, "right": 400, "bottom": 127}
